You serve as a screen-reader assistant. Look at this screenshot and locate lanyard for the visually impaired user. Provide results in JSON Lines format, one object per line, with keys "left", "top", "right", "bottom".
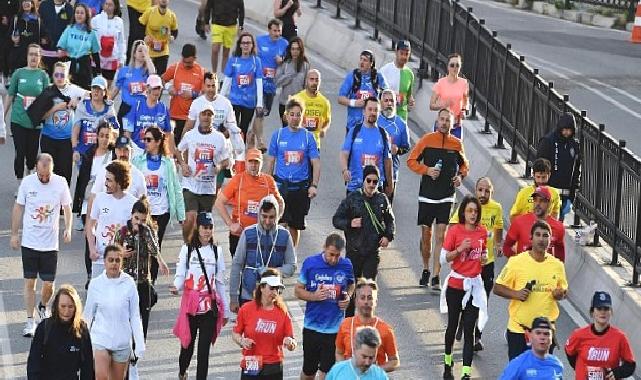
{"left": 255, "top": 225, "right": 278, "bottom": 269}
{"left": 362, "top": 195, "right": 385, "bottom": 235}
{"left": 350, "top": 316, "right": 379, "bottom": 358}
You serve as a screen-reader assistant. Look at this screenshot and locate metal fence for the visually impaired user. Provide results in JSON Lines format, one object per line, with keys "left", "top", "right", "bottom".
{"left": 314, "top": 0, "right": 641, "bottom": 284}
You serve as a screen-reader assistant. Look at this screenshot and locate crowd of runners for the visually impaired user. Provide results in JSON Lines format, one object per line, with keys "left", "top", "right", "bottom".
{"left": 0, "top": 0, "right": 638, "bottom": 379}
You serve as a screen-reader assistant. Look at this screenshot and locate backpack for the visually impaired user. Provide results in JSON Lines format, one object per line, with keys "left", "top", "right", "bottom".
{"left": 346, "top": 122, "right": 390, "bottom": 168}
{"left": 351, "top": 68, "right": 380, "bottom": 99}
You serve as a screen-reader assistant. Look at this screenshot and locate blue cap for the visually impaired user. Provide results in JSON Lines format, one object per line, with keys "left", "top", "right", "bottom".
{"left": 591, "top": 291, "right": 612, "bottom": 308}
{"left": 91, "top": 76, "right": 108, "bottom": 90}
{"left": 115, "top": 136, "right": 131, "bottom": 148}
{"left": 196, "top": 212, "right": 213, "bottom": 226}
{"left": 396, "top": 40, "right": 411, "bottom": 51}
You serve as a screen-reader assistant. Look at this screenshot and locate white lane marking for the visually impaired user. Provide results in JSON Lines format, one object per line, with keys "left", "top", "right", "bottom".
{"left": 0, "top": 291, "right": 15, "bottom": 378}
{"left": 560, "top": 299, "right": 588, "bottom": 327}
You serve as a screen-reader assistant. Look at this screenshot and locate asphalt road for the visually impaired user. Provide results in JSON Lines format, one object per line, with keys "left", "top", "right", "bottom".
{"left": 460, "top": 0, "right": 641, "bottom": 156}
{"left": 0, "top": 1, "right": 600, "bottom": 379}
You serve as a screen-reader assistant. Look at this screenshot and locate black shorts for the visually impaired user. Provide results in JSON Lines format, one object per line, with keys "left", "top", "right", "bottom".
{"left": 183, "top": 189, "right": 215, "bottom": 213}
{"left": 302, "top": 328, "right": 336, "bottom": 375}
{"left": 280, "top": 187, "right": 310, "bottom": 230}
{"left": 22, "top": 246, "right": 58, "bottom": 281}
{"left": 417, "top": 201, "right": 453, "bottom": 226}
{"left": 101, "top": 68, "right": 116, "bottom": 80}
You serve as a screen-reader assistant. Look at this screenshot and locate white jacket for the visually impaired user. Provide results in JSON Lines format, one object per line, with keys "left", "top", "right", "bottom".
{"left": 91, "top": 12, "right": 126, "bottom": 70}
{"left": 84, "top": 271, "right": 145, "bottom": 356}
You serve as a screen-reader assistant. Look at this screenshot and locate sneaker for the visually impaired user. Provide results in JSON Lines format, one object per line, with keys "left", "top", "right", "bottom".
{"left": 37, "top": 302, "right": 47, "bottom": 321}
{"left": 23, "top": 319, "right": 36, "bottom": 337}
{"left": 473, "top": 339, "right": 484, "bottom": 352}
{"left": 178, "top": 372, "right": 188, "bottom": 380}
{"left": 431, "top": 276, "right": 441, "bottom": 291}
{"left": 443, "top": 363, "right": 454, "bottom": 380}
{"left": 419, "top": 270, "right": 430, "bottom": 287}
{"left": 461, "top": 375, "right": 471, "bottom": 380}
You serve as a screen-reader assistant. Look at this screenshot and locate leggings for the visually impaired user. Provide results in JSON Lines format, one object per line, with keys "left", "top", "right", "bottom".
{"left": 229, "top": 233, "right": 240, "bottom": 258}
{"left": 137, "top": 281, "right": 153, "bottom": 339}
{"left": 151, "top": 212, "right": 170, "bottom": 283}
{"left": 475, "top": 262, "right": 494, "bottom": 340}
{"left": 12, "top": 124, "right": 40, "bottom": 179}
{"left": 173, "top": 119, "right": 186, "bottom": 146}
{"left": 117, "top": 102, "right": 132, "bottom": 136}
{"left": 81, "top": 215, "right": 91, "bottom": 277}
{"left": 233, "top": 104, "right": 255, "bottom": 139}
{"left": 152, "top": 55, "right": 169, "bottom": 76}
{"left": 445, "top": 287, "right": 479, "bottom": 367}
{"left": 345, "top": 250, "right": 380, "bottom": 317}
{"left": 40, "top": 135, "right": 73, "bottom": 185}
{"left": 178, "top": 310, "right": 217, "bottom": 380}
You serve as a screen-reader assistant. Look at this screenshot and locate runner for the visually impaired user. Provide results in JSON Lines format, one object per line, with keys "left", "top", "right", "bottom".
{"left": 229, "top": 195, "right": 296, "bottom": 313}
{"left": 233, "top": 269, "right": 297, "bottom": 380}
{"left": 429, "top": 53, "right": 468, "bottom": 139}
{"left": 332, "top": 165, "right": 395, "bottom": 317}
{"left": 202, "top": 0, "right": 244, "bottom": 74}
{"left": 295, "top": 234, "right": 355, "bottom": 380}
{"left": 376, "top": 89, "right": 409, "bottom": 204}
{"left": 291, "top": 69, "right": 331, "bottom": 149}
{"left": 275, "top": 37, "right": 309, "bottom": 129}
{"left": 178, "top": 103, "right": 230, "bottom": 242}
{"left": 494, "top": 220, "right": 568, "bottom": 360}
{"left": 509, "top": 158, "right": 561, "bottom": 220}
{"left": 340, "top": 97, "right": 393, "bottom": 196}
{"left": 336, "top": 278, "right": 400, "bottom": 372}
{"left": 10, "top": 153, "right": 72, "bottom": 337}
{"left": 37, "top": 0, "right": 73, "bottom": 74}
{"left": 162, "top": 43, "right": 205, "bottom": 145}
{"left": 265, "top": 98, "right": 320, "bottom": 247}
{"left": 214, "top": 148, "right": 284, "bottom": 257}
{"left": 7, "top": 0, "right": 40, "bottom": 75}
{"left": 326, "top": 326, "right": 389, "bottom": 380}
{"left": 503, "top": 186, "right": 566, "bottom": 262}
{"left": 140, "top": 0, "right": 177, "bottom": 75}
{"left": 565, "top": 291, "right": 637, "bottom": 379}
{"left": 91, "top": 0, "right": 126, "bottom": 89}
{"left": 56, "top": 3, "right": 100, "bottom": 89}
{"left": 124, "top": 0, "right": 149, "bottom": 63}
{"left": 338, "top": 50, "right": 388, "bottom": 131}
{"left": 407, "top": 108, "right": 468, "bottom": 291}
{"left": 273, "top": 0, "right": 300, "bottom": 42}
{"left": 379, "top": 40, "right": 415, "bottom": 122}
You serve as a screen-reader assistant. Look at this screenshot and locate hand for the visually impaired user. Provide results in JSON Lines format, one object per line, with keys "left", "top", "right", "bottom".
{"left": 240, "top": 337, "right": 255, "bottom": 349}
{"left": 123, "top": 248, "right": 134, "bottom": 258}
{"left": 408, "top": 96, "right": 416, "bottom": 109}
{"left": 40, "top": 38, "right": 48, "bottom": 46}
{"left": 513, "top": 288, "right": 531, "bottom": 302}
{"left": 283, "top": 337, "right": 297, "bottom": 351}
{"left": 1, "top": 16, "right": 8, "bottom": 26}
{"left": 58, "top": 49, "right": 67, "bottom": 58}
{"left": 385, "top": 181, "right": 394, "bottom": 198}
{"left": 354, "top": 99, "right": 365, "bottom": 108}
{"left": 319, "top": 129, "right": 326, "bottom": 138}
{"left": 391, "top": 143, "right": 398, "bottom": 155}
{"left": 63, "top": 229, "right": 72, "bottom": 243}
{"left": 342, "top": 169, "right": 351, "bottom": 182}
{"left": 11, "top": 35, "right": 19, "bottom": 44}
{"left": 72, "top": 151, "right": 80, "bottom": 163}
{"left": 231, "top": 301, "right": 239, "bottom": 313}
{"left": 230, "top": 222, "right": 243, "bottom": 235}
{"left": 204, "top": 24, "right": 210, "bottom": 34}
{"left": 68, "top": 98, "right": 79, "bottom": 109}
{"left": 337, "top": 297, "right": 350, "bottom": 310}
{"left": 168, "top": 87, "right": 176, "bottom": 97}
{"left": 495, "top": 246, "right": 503, "bottom": 258}
{"left": 275, "top": 55, "right": 284, "bottom": 65}
{"left": 458, "top": 238, "right": 472, "bottom": 253}
{"left": 181, "top": 89, "right": 192, "bottom": 99}
{"left": 313, "top": 286, "right": 329, "bottom": 301}
{"left": 10, "top": 234, "right": 19, "bottom": 250}
{"left": 452, "top": 175, "right": 462, "bottom": 187}
{"left": 427, "top": 166, "right": 441, "bottom": 179}
{"left": 159, "top": 260, "right": 170, "bottom": 276}
{"left": 552, "top": 287, "right": 566, "bottom": 300}
{"left": 89, "top": 250, "right": 100, "bottom": 261}
{"left": 605, "top": 370, "right": 615, "bottom": 380}
{"left": 143, "top": 35, "right": 152, "bottom": 46}
{"left": 169, "top": 285, "right": 179, "bottom": 295}
{"left": 223, "top": 318, "right": 228, "bottom": 326}
{"left": 255, "top": 106, "right": 263, "bottom": 115}
{"left": 286, "top": 0, "right": 294, "bottom": 7}
{"left": 181, "top": 163, "right": 192, "bottom": 177}
{"left": 351, "top": 217, "right": 362, "bottom": 228}
{"left": 379, "top": 236, "right": 389, "bottom": 248}
{"left": 308, "top": 186, "right": 317, "bottom": 199}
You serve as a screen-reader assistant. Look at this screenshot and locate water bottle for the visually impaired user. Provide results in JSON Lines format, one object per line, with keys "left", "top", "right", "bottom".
{"left": 586, "top": 220, "right": 597, "bottom": 245}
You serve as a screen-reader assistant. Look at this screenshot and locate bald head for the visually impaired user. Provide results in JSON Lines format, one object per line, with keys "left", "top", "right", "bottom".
{"left": 306, "top": 69, "right": 321, "bottom": 94}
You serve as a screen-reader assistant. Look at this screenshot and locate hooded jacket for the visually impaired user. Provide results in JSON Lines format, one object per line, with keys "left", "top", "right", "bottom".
{"left": 537, "top": 114, "right": 581, "bottom": 197}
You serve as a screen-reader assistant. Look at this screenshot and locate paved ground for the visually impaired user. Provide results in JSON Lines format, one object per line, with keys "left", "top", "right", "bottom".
{"left": 0, "top": 1, "right": 616, "bottom": 379}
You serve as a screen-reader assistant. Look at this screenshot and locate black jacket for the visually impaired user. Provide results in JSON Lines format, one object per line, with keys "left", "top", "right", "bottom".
{"left": 537, "top": 125, "right": 581, "bottom": 197}
{"left": 27, "top": 85, "right": 70, "bottom": 128}
{"left": 203, "top": 0, "right": 244, "bottom": 27}
{"left": 27, "top": 318, "right": 94, "bottom": 380}
{"left": 38, "top": 0, "right": 74, "bottom": 51}
{"left": 332, "top": 190, "right": 395, "bottom": 255}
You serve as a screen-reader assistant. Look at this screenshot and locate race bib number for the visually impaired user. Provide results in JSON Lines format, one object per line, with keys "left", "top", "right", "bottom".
{"left": 357, "top": 90, "right": 371, "bottom": 101}
{"left": 319, "top": 283, "right": 340, "bottom": 300}
{"left": 304, "top": 117, "right": 318, "bottom": 131}
{"left": 361, "top": 154, "right": 379, "bottom": 167}
{"left": 180, "top": 82, "right": 193, "bottom": 95}
{"left": 237, "top": 74, "right": 253, "bottom": 86}
{"left": 129, "top": 82, "right": 144, "bottom": 95}
{"left": 246, "top": 200, "right": 260, "bottom": 217}
{"left": 396, "top": 92, "right": 405, "bottom": 105}
{"left": 284, "top": 150, "right": 303, "bottom": 165}
{"left": 587, "top": 367, "right": 605, "bottom": 380}
{"left": 22, "top": 96, "right": 36, "bottom": 109}
{"left": 263, "top": 68, "right": 276, "bottom": 79}
{"left": 83, "top": 131, "right": 97, "bottom": 145}
{"left": 152, "top": 40, "right": 163, "bottom": 52}
{"left": 241, "top": 355, "right": 263, "bottom": 376}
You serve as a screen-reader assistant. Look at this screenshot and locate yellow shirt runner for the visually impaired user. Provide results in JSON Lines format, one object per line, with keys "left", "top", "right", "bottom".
{"left": 509, "top": 184, "right": 561, "bottom": 220}
{"left": 140, "top": 6, "right": 178, "bottom": 58}
{"left": 292, "top": 90, "right": 331, "bottom": 149}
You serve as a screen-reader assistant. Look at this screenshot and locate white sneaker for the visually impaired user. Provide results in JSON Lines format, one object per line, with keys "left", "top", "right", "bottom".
{"left": 74, "top": 216, "right": 84, "bottom": 231}
{"left": 23, "top": 319, "right": 36, "bottom": 337}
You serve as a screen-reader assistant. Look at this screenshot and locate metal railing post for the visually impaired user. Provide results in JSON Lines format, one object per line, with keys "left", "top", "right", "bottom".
{"left": 354, "top": 0, "right": 362, "bottom": 29}
{"left": 482, "top": 30, "right": 497, "bottom": 134}
{"left": 409, "top": 0, "right": 416, "bottom": 35}
{"left": 611, "top": 139, "right": 627, "bottom": 266}
{"left": 594, "top": 123, "right": 606, "bottom": 234}
{"left": 508, "top": 57, "right": 527, "bottom": 165}
{"left": 334, "top": 0, "right": 342, "bottom": 18}
{"left": 418, "top": 0, "right": 432, "bottom": 87}
{"left": 370, "top": 0, "right": 381, "bottom": 40}
{"left": 571, "top": 110, "right": 587, "bottom": 229}
{"left": 633, "top": 189, "right": 641, "bottom": 284}
{"left": 313, "top": 0, "right": 323, "bottom": 9}
{"left": 431, "top": 0, "right": 444, "bottom": 81}
{"left": 469, "top": 19, "right": 485, "bottom": 116}
{"left": 524, "top": 77, "right": 547, "bottom": 179}
{"left": 496, "top": 43, "right": 511, "bottom": 149}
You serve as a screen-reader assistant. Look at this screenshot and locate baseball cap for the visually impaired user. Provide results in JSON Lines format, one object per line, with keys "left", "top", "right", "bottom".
{"left": 531, "top": 316, "right": 552, "bottom": 331}
{"left": 531, "top": 186, "right": 552, "bottom": 201}
{"left": 115, "top": 136, "right": 131, "bottom": 148}
{"left": 91, "top": 76, "right": 108, "bottom": 90}
{"left": 591, "top": 291, "right": 612, "bottom": 308}
{"left": 397, "top": 40, "right": 411, "bottom": 51}
{"left": 246, "top": 148, "right": 263, "bottom": 162}
{"left": 196, "top": 212, "right": 213, "bottom": 226}
{"left": 260, "top": 275, "right": 284, "bottom": 288}
{"left": 199, "top": 103, "right": 215, "bottom": 114}
{"left": 146, "top": 74, "right": 163, "bottom": 88}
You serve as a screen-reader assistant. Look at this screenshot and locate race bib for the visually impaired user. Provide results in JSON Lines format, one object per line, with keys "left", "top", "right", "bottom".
{"left": 587, "top": 367, "right": 604, "bottom": 380}
{"left": 146, "top": 174, "right": 159, "bottom": 192}
{"left": 83, "top": 131, "right": 97, "bottom": 145}
{"left": 22, "top": 95, "right": 36, "bottom": 109}
{"left": 304, "top": 117, "right": 318, "bottom": 131}
{"left": 241, "top": 355, "right": 263, "bottom": 376}
{"left": 396, "top": 92, "right": 405, "bottom": 105}
{"left": 129, "top": 82, "right": 144, "bottom": 95}
{"left": 152, "top": 40, "right": 163, "bottom": 52}
{"left": 246, "top": 200, "right": 260, "bottom": 217}
{"left": 284, "top": 150, "right": 303, "bottom": 165}
{"left": 237, "top": 74, "right": 253, "bottom": 86}
{"left": 263, "top": 68, "right": 276, "bottom": 79}
{"left": 318, "top": 283, "right": 340, "bottom": 300}
{"left": 361, "top": 154, "right": 379, "bottom": 167}
{"left": 357, "top": 90, "right": 371, "bottom": 101}
{"left": 180, "top": 82, "right": 193, "bottom": 95}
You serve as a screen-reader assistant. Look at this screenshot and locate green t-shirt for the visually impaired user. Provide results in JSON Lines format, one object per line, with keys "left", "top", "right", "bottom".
{"left": 8, "top": 68, "right": 50, "bottom": 129}
{"left": 397, "top": 66, "right": 414, "bottom": 121}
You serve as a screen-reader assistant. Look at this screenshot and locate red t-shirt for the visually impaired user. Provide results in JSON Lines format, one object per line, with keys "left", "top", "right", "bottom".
{"left": 233, "top": 301, "right": 294, "bottom": 365}
{"left": 503, "top": 213, "right": 566, "bottom": 261}
{"left": 443, "top": 224, "right": 487, "bottom": 289}
{"left": 565, "top": 325, "right": 635, "bottom": 379}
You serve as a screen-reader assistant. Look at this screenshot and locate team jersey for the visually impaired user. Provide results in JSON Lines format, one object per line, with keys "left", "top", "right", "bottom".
{"left": 268, "top": 127, "right": 319, "bottom": 187}
{"left": 178, "top": 129, "right": 230, "bottom": 195}
{"left": 127, "top": 0, "right": 151, "bottom": 13}
{"left": 291, "top": 90, "right": 331, "bottom": 149}
{"left": 41, "top": 84, "right": 86, "bottom": 140}
{"left": 326, "top": 359, "right": 389, "bottom": 380}
{"left": 495, "top": 251, "right": 568, "bottom": 334}
{"left": 338, "top": 70, "right": 388, "bottom": 130}
{"left": 379, "top": 62, "right": 414, "bottom": 121}
{"left": 139, "top": 6, "right": 177, "bottom": 58}
{"left": 114, "top": 66, "right": 150, "bottom": 107}
{"left": 74, "top": 99, "right": 119, "bottom": 155}
{"left": 510, "top": 184, "right": 561, "bottom": 220}
{"left": 503, "top": 213, "right": 566, "bottom": 262}
{"left": 162, "top": 61, "right": 205, "bottom": 120}
{"left": 336, "top": 316, "right": 398, "bottom": 366}
{"left": 565, "top": 324, "right": 635, "bottom": 380}
{"left": 450, "top": 199, "right": 504, "bottom": 264}
{"left": 298, "top": 253, "right": 355, "bottom": 334}
{"left": 220, "top": 172, "right": 280, "bottom": 235}
{"left": 91, "top": 163, "right": 147, "bottom": 199}
{"left": 57, "top": 24, "right": 100, "bottom": 59}
{"left": 125, "top": 99, "right": 172, "bottom": 149}
{"left": 499, "top": 350, "right": 563, "bottom": 380}
{"left": 342, "top": 125, "right": 391, "bottom": 191}
{"left": 377, "top": 113, "right": 409, "bottom": 181}
{"left": 188, "top": 95, "right": 236, "bottom": 131}
{"left": 224, "top": 55, "right": 263, "bottom": 108}
{"left": 7, "top": 68, "right": 50, "bottom": 129}
{"left": 255, "top": 34, "right": 288, "bottom": 94}
{"left": 141, "top": 158, "right": 169, "bottom": 215}
{"left": 443, "top": 224, "right": 487, "bottom": 289}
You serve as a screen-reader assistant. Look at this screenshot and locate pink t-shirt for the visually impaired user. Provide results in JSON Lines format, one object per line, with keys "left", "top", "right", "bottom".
{"left": 433, "top": 77, "right": 469, "bottom": 120}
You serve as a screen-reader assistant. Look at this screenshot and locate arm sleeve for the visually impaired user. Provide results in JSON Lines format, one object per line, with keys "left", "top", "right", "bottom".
{"left": 27, "top": 321, "right": 46, "bottom": 379}
{"left": 229, "top": 231, "right": 248, "bottom": 299}
{"left": 338, "top": 73, "right": 353, "bottom": 98}
{"left": 536, "top": 135, "right": 554, "bottom": 162}
{"left": 498, "top": 357, "right": 521, "bottom": 380}
{"left": 79, "top": 327, "right": 94, "bottom": 380}
{"left": 83, "top": 286, "right": 97, "bottom": 330}
{"left": 117, "top": 21, "right": 126, "bottom": 65}
{"left": 612, "top": 360, "right": 636, "bottom": 379}
{"left": 510, "top": 191, "right": 524, "bottom": 219}
{"left": 442, "top": 227, "right": 456, "bottom": 252}
{"left": 494, "top": 260, "right": 514, "bottom": 288}
{"left": 173, "top": 245, "right": 188, "bottom": 290}
{"left": 564, "top": 332, "right": 578, "bottom": 369}
{"left": 278, "top": 234, "right": 297, "bottom": 278}
{"left": 406, "top": 138, "right": 429, "bottom": 175}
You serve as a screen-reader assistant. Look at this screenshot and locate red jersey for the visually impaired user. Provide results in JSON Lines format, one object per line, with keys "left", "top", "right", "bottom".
{"left": 565, "top": 324, "right": 635, "bottom": 380}
{"left": 503, "top": 213, "right": 566, "bottom": 261}
{"left": 443, "top": 224, "right": 487, "bottom": 289}
{"left": 234, "top": 301, "right": 294, "bottom": 365}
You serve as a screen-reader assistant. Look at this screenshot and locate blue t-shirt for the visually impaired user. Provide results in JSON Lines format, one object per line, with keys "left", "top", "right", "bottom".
{"left": 42, "top": 98, "right": 75, "bottom": 140}
{"left": 338, "top": 70, "right": 388, "bottom": 130}
{"left": 256, "top": 35, "right": 288, "bottom": 95}
{"left": 115, "top": 66, "right": 149, "bottom": 107}
{"left": 224, "top": 55, "right": 263, "bottom": 108}
{"left": 125, "top": 100, "right": 172, "bottom": 149}
{"left": 377, "top": 114, "right": 409, "bottom": 181}
{"left": 57, "top": 24, "right": 100, "bottom": 59}
{"left": 268, "top": 127, "right": 319, "bottom": 188}
{"left": 77, "top": 0, "right": 103, "bottom": 15}
{"left": 298, "top": 253, "right": 354, "bottom": 334}
{"left": 499, "top": 350, "right": 563, "bottom": 380}
{"left": 341, "top": 125, "right": 391, "bottom": 191}
{"left": 74, "top": 99, "right": 118, "bottom": 155}
{"left": 326, "top": 360, "right": 389, "bottom": 380}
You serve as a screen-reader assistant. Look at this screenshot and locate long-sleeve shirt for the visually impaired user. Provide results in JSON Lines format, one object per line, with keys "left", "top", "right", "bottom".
{"left": 275, "top": 59, "right": 309, "bottom": 105}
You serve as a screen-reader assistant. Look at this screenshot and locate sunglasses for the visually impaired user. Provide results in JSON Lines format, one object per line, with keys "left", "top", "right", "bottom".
{"left": 449, "top": 62, "right": 460, "bottom": 68}
{"left": 53, "top": 72, "right": 66, "bottom": 79}
{"left": 365, "top": 178, "right": 379, "bottom": 184}
{"left": 143, "top": 137, "right": 156, "bottom": 142}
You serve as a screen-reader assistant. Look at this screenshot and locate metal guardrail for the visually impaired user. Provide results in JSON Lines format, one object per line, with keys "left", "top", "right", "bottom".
{"left": 313, "top": 0, "right": 641, "bottom": 284}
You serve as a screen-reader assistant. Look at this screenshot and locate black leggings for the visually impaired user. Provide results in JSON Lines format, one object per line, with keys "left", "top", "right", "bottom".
{"left": 81, "top": 215, "right": 91, "bottom": 277}
{"left": 40, "top": 135, "right": 73, "bottom": 185}
{"left": 233, "top": 105, "right": 255, "bottom": 139}
{"left": 152, "top": 55, "right": 169, "bottom": 76}
{"left": 229, "top": 233, "right": 240, "bottom": 258}
{"left": 151, "top": 212, "right": 170, "bottom": 283}
{"left": 179, "top": 310, "right": 217, "bottom": 380}
{"left": 69, "top": 56, "right": 93, "bottom": 90}
{"left": 445, "top": 287, "right": 479, "bottom": 367}
{"left": 138, "top": 281, "right": 153, "bottom": 339}
{"left": 173, "top": 119, "right": 186, "bottom": 146}
{"left": 345, "top": 250, "right": 380, "bottom": 317}
{"left": 475, "top": 262, "right": 494, "bottom": 340}
{"left": 12, "top": 124, "right": 40, "bottom": 179}
{"left": 117, "top": 102, "right": 132, "bottom": 136}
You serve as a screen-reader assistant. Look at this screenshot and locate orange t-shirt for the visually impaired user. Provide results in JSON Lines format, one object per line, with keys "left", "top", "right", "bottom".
{"left": 433, "top": 77, "right": 469, "bottom": 121}
{"left": 221, "top": 172, "right": 280, "bottom": 235}
{"left": 335, "top": 316, "right": 398, "bottom": 366}
{"left": 161, "top": 62, "right": 205, "bottom": 120}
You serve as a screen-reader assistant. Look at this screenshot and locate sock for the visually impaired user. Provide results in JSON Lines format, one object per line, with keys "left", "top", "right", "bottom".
{"left": 462, "top": 366, "right": 472, "bottom": 376}
{"left": 444, "top": 353, "right": 453, "bottom": 366}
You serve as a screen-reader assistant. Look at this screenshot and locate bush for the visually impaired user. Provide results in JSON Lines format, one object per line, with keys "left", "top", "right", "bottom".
{"left": 554, "top": 0, "right": 573, "bottom": 10}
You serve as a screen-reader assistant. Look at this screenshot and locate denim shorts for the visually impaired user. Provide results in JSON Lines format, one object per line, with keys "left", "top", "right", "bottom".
{"left": 93, "top": 343, "right": 132, "bottom": 363}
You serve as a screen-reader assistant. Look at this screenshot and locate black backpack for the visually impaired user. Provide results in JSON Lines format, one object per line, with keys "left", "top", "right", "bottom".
{"left": 346, "top": 122, "right": 390, "bottom": 167}
{"left": 351, "top": 68, "right": 380, "bottom": 99}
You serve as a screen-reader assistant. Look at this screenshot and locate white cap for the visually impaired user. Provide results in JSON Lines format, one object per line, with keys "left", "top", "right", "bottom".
{"left": 260, "top": 276, "right": 284, "bottom": 288}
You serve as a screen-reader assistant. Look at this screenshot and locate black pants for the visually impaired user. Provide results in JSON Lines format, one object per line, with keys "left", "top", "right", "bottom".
{"left": 229, "top": 233, "right": 240, "bottom": 258}
{"left": 278, "top": 103, "right": 287, "bottom": 127}
{"left": 0, "top": 29, "right": 10, "bottom": 76}
{"left": 40, "top": 135, "right": 73, "bottom": 185}
{"left": 151, "top": 212, "right": 170, "bottom": 283}
{"left": 137, "top": 281, "right": 153, "bottom": 339}
{"left": 126, "top": 6, "right": 145, "bottom": 63}
{"left": 281, "top": 23, "right": 298, "bottom": 42}
{"left": 69, "top": 56, "right": 93, "bottom": 90}
{"left": 152, "top": 55, "right": 169, "bottom": 76}
{"left": 345, "top": 250, "right": 379, "bottom": 317}
{"left": 178, "top": 310, "right": 217, "bottom": 380}
{"left": 445, "top": 287, "right": 478, "bottom": 367}
{"left": 117, "top": 102, "right": 132, "bottom": 136}
{"left": 233, "top": 105, "right": 255, "bottom": 139}
{"left": 81, "top": 215, "right": 91, "bottom": 277}
{"left": 42, "top": 56, "right": 58, "bottom": 77}
{"left": 12, "top": 124, "right": 40, "bottom": 179}
{"left": 173, "top": 119, "right": 186, "bottom": 146}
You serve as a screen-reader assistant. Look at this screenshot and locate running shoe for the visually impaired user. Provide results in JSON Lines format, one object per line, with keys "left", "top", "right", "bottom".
{"left": 23, "top": 319, "right": 36, "bottom": 337}
{"left": 178, "top": 372, "right": 188, "bottom": 380}
{"left": 473, "top": 339, "right": 484, "bottom": 352}
{"left": 419, "top": 270, "right": 430, "bottom": 287}
{"left": 443, "top": 363, "right": 454, "bottom": 380}
{"left": 431, "top": 276, "right": 441, "bottom": 292}
{"left": 461, "top": 375, "right": 471, "bottom": 380}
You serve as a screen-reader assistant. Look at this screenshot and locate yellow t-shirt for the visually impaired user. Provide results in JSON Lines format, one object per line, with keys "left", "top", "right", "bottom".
{"left": 495, "top": 252, "right": 568, "bottom": 333}
{"left": 139, "top": 7, "right": 178, "bottom": 58}
{"left": 292, "top": 90, "right": 331, "bottom": 149}
{"left": 450, "top": 199, "right": 504, "bottom": 263}
{"left": 509, "top": 185, "right": 561, "bottom": 220}
{"left": 127, "top": 0, "right": 151, "bottom": 14}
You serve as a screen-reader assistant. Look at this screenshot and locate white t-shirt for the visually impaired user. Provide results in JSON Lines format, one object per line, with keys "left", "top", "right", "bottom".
{"left": 89, "top": 192, "right": 137, "bottom": 260}
{"left": 178, "top": 129, "right": 230, "bottom": 195}
{"left": 379, "top": 62, "right": 401, "bottom": 93}
{"left": 142, "top": 162, "right": 169, "bottom": 215}
{"left": 17, "top": 173, "right": 72, "bottom": 251}
{"left": 81, "top": 153, "right": 112, "bottom": 215}
{"left": 188, "top": 94, "right": 236, "bottom": 130}
{"left": 91, "top": 161, "right": 147, "bottom": 198}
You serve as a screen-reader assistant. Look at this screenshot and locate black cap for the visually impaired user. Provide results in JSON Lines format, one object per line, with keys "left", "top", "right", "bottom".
{"left": 115, "top": 136, "right": 131, "bottom": 148}
{"left": 196, "top": 212, "right": 213, "bottom": 226}
{"left": 531, "top": 316, "right": 552, "bottom": 331}
{"left": 397, "top": 40, "right": 411, "bottom": 51}
{"left": 591, "top": 291, "right": 612, "bottom": 308}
